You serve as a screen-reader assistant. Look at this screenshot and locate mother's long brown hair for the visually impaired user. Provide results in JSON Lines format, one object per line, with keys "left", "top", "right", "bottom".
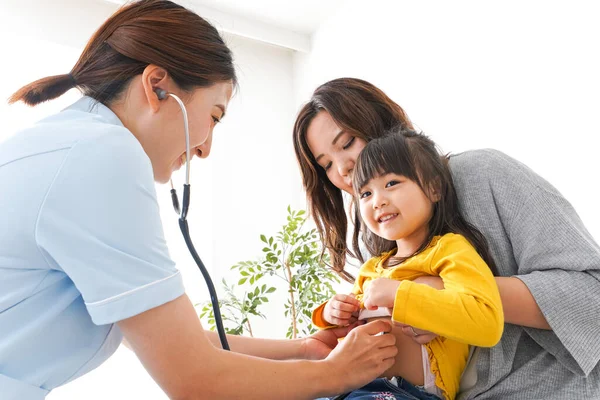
{"left": 9, "top": 0, "right": 236, "bottom": 106}
{"left": 293, "top": 78, "right": 413, "bottom": 282}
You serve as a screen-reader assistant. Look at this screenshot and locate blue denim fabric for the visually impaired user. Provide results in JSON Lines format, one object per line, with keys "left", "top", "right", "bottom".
{"left": 317, "top": 378, "right": 443, "bottom": 400}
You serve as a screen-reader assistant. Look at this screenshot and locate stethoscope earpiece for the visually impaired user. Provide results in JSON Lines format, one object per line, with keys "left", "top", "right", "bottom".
{"left": 154, "top": 88, "right": 168, "bottom": 100}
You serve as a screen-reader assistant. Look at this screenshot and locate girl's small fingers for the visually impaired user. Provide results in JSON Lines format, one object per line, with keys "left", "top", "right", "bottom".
{"left": 331, "top": 309, "right": 354, "bottom": 319}
{"left": 334, "top": 293, "right": 360, "bottom": 305}
{"left": 333, "top": 301, "right": 359, "bottom": 313}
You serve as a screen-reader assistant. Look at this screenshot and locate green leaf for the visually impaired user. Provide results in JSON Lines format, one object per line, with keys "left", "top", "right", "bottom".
{"left": 260, "top": 234, "right": 267, "bottom": 243}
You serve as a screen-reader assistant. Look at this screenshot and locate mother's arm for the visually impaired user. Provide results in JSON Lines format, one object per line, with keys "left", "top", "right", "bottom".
{"left": 413, "top": 275, "right": 550, "bottom": 330}
{"left": 449, "top": 149, "right": 600, "bottom": 376}
{"left": 495, "top": 276, "right": 550, "bottom": 329}
{"left": 398, "top": 276, "right": 551, "bottom": 344}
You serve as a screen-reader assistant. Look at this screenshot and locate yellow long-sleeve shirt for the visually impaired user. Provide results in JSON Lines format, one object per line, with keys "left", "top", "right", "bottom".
{"left": 312, "top": 233, "right": 504, "bottom": 400}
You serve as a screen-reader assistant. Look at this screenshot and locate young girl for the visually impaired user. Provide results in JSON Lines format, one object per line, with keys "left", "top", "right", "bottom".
{"left": 312, "top": 129, "right": 504, "bottom": 400}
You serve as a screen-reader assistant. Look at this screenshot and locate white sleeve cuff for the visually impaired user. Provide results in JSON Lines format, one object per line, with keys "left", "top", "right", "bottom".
{"left": 85, "top": 271, "right": 185, "bottom": 325}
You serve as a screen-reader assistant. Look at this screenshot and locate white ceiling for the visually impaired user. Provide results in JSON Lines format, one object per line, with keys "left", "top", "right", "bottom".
{"left": 103, "top": 0, "right": 347, "bottom": 51}
{"left": 189, "top": 0, "right": 347, "bottom": 35}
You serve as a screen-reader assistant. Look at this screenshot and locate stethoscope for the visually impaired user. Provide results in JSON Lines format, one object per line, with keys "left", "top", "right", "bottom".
{"left": 154, "top": 88, "right": 230, "bottom": 351}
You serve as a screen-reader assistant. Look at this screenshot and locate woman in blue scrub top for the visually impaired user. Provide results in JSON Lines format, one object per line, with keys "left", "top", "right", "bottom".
{"left": 0, "top": 1, "right": 398, "bottom": 399}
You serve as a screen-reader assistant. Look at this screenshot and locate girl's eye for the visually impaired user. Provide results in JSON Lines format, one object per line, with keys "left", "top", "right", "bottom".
{"left": 359, "top": 191, "right": 371, "bottom": 199}
{"left": 212, "top": 116, "right": 221, "bottom": 124}
{"left": 324, "top": 162, "right": 332, "bottom": 171}
{"left": 385, "top": 180, "right": 400, "bottom": 188}
{"left": 342, "top": 137, "right": 355, "bottom": 150}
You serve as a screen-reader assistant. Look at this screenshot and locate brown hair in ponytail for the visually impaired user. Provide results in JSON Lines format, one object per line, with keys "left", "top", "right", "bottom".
{"left": 9, "top": 0, "right": 236, "bottom": 106}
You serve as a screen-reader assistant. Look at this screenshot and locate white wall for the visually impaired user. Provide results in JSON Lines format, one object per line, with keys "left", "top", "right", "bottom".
{"left": 294, "top": 0, "right": 600, "bottom": 241}
{"left": 5, "top": 0, "right": 598, "bottom": 398}
{"left": 1, "top": 1, "right": 304, "bottom": 398}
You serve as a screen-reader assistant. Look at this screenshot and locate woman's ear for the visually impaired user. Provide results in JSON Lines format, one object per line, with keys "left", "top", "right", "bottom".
{"left": 141, "top": 64, "right": 169, "bottom": 112}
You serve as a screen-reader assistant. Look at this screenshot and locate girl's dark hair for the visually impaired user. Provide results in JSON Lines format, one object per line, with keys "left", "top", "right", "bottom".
{"left": 293, "top": 78, "right": 413, "bottom": 282}
{"left": 352, "top": 129, "right": 497, "bottom": 273}
{"left": 9, "top": 0, "right": 236, "bottom": 106}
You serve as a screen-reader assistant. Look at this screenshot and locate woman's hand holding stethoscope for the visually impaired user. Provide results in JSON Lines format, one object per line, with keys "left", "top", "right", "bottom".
{"left": 324, "top": 319, "right": 398, "bottom": 393}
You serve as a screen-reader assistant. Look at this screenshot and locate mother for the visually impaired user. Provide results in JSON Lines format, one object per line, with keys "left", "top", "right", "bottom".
{"left": 293, "top": 77, "right": 600, "bottom": 398}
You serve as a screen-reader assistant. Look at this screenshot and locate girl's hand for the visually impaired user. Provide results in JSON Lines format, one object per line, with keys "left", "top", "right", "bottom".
{"left": 363, "top": 278, "right": 401, "bottom": 310}
{"left": 323, "top": 294, "right": 360, "bottom": 326}
{"left": 394, "top": 322, "right": 439, "bottom": 345}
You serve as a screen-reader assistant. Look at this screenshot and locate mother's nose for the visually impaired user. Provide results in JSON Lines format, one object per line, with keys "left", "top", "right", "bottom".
{"left": 337, "top": 158, "right": 354, "bottom": 179}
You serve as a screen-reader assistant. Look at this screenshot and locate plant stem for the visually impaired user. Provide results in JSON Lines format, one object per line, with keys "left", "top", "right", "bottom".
{"left": 246, "top": 318, "right": 254, "bottom": 338}
{"left": 284, "top": 258, "right": 297, "bottom": 339}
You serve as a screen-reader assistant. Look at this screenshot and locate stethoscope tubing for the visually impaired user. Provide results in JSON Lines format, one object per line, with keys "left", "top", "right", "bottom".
{"left": 166, "top": 92, "right": 230, "bottom": 350}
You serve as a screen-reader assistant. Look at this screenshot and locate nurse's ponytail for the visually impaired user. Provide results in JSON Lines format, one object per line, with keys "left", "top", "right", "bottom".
{"left": 9, "top": 74, "right": 78, "bottom": 107}
{"left": 9, "top": 0, "right": 236, "bottom": 106}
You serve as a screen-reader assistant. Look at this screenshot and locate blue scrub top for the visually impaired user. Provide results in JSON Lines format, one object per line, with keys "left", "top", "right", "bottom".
{"left": 0, "top": 97, "right": 185, "bottom": 399}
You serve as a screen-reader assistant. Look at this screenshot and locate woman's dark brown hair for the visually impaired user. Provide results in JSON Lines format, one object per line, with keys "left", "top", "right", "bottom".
{"left": 292, "top": 78, "right": 413, "bottom": 282}
{"left": 352, "top": 129, "right": 497, "bottom": 273}
{"left": 9, "top": 0, "right": 236, "bottom": 106}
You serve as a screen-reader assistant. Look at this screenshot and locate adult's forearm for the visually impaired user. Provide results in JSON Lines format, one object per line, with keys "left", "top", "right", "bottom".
{"left": 189, "top": 350, "right": 335, "bottom": 400}
{"left": 206, "top": 330, "right": 304, "bottom": 359}
{"left": 496, "top": 276, "right": 551, "bottom": 330}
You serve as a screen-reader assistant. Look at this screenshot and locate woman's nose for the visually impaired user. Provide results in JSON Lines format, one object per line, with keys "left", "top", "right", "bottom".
{"left": 196, "top": 133, "right": 213, "bottom": 159}
{"left": 337, "top": 158, "right": 354, "bottom": 179}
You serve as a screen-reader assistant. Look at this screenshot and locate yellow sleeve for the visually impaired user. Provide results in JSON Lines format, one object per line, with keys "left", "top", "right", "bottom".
{"left": 392, "top": 234, "right": 504, "bottom": 347}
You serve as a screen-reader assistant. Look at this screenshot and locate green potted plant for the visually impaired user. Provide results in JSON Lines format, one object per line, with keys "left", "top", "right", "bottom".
{"left": 200, "top": 206, "right": 340, "bottom": 339}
